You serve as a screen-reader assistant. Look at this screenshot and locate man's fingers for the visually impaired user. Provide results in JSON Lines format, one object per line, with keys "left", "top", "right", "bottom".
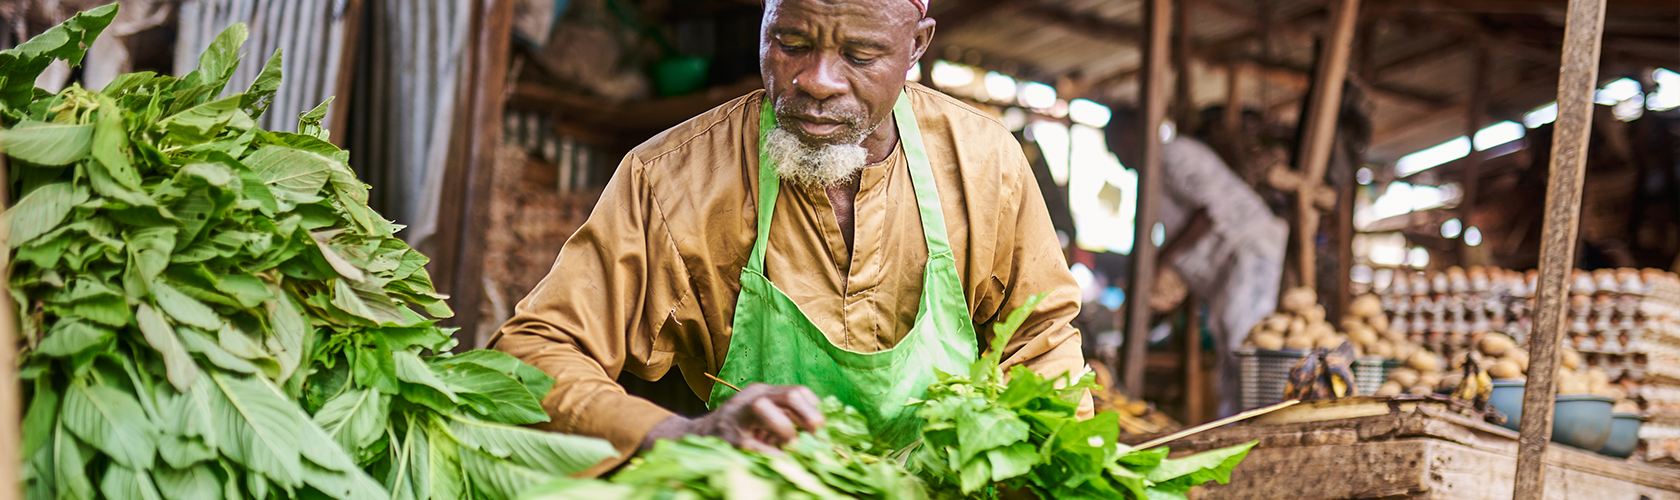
{"left": 749, "top": 397, "right": 800, "bottom": 443}
{"left": 780, "top": 387, "right": 827, "bottom": 431}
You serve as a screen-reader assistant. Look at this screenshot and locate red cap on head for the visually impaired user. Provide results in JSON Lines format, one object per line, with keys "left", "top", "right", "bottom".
{"left": 909, "top": 0, "right": 928, "bottom": 18}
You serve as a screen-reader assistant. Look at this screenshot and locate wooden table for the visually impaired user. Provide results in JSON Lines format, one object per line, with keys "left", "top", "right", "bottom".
{"left": 1127, "top": 397, "right": 1680, "bottom": 499}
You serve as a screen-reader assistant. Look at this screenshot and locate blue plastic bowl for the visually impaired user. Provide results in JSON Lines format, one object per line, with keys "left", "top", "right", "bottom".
{"left": 1488, "top": 379, "right": 1527, "bottom": 431}
{"left": 1552, "top": 395, "right": 1614, "bottom": 451}
{"left": 1599, "top": 414, "right": 1645, "bottom": 458}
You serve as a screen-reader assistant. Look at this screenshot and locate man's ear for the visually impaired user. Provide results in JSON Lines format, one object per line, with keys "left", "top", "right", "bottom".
{"left": 911, "top": 18, "right": 936, "bottom": 62}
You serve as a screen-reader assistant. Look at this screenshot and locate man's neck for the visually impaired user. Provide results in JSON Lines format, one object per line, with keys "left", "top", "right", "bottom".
{"left": 858, "top": 111, "right": 899, "bottom": 165}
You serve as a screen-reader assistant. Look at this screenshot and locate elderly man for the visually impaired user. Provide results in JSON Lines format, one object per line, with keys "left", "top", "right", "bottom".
{"left": 492, "top": 0, "right": 1088, "bottom": 476}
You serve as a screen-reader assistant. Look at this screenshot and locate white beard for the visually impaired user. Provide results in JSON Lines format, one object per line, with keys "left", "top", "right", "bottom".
{"left": 764, "top": 125, "right": 869, "bottom": 190}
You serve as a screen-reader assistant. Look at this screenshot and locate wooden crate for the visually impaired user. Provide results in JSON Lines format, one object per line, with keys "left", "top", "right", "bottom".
{"left": 1127, "top": 397, "right": 1680, "bottom": 499}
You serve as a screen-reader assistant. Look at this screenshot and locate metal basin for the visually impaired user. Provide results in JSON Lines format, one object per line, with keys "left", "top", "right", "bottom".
{"left": 1552, "top": 395, "right": 1614, "bottom": 451}
{"left": 1598, "top": 414, "right": 1645, "bottom": 459}
{"left": 1488, "top": 379, "right": 1527, "bottom": 431}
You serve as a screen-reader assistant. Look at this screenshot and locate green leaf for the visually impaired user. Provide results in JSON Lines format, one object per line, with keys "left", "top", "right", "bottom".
{"left": 1143, "top": 441, "right": 1256, "bottom": 489}
{"left": 21, "top": 376, "right": 59, "bottom": 459}
{"left": 61, "top": 379, "right": 157, "bottom": 469}
{"left": 438, "top": 361, "right": 548, "bottom": 424}
{"left": 198, "top": 370, "right": 305, "bottom": 488}
{"left": 54, "top": 422, "right": 95, "bottom": 500}
{"left": 150, "top": 465, "right": 222, "bottom": 500}
{"left": 36, "top": 320, "right": 114, "bottom": 357}
{"left": 100, "top": 463, "right": 164, "bottom": 500}
{"left": 243, "top": 145, "right": 334, "bottom": 210}
{"left": 127, "top": 226, "right": 177, "bottom": 282}
{"left": 460, "top": 447, "right": 558, "bottom": 500}
{"left": 176, "top": 24, "right": 247, "bottom": 100}
{"left": 448, "top": 415, "right": 617, "bottom": 477}
{"left": 958, "top": 456, "right": 991, "bottom": 494}
{"left": 298, "top": 98, "right": 332, "bottom": 141}
{"left": 265, "top": 289, "right": 308, "bottom": 382}
{"left": 152, "top": 281, "right": 222, "bottom": 330}
{"left": 955, "top": 409, "right": 1029, "bottom": 463}
{"left": 985, "top": 442, "right": 1037, "bottom": 482}
{"left": 986, "top": 292, "right": 1048, "bottom": 365}
{"left": 431, "top": 350, "right": 555, "bottom": 402}
{"left": 9, "top": 181, "right": 77, "bottom": 247}
{"left": 214, "top": 274, "right": 274, "bottom": 308}
{"left": 158, "top": 96, "right": 249, "bottom": 144}
{"left": 178, "top": 327, "right": 259, "bottom": 374}
{"left": 90, "top": 94, "right": 150, "bottom": 200}
{"left": 136, "top": 303, "right": 201, "bottom": 392}
{"left": 0, "top": 3, "right": 116, "bottom": 113}
{"left": 0, "top": 121, "right": 93, "bottom": 165}
{"left": 242, "top": 50, "right": 283, "bottom": 119}
{"left": 155, "top": 434, "right": 216, "bottom": 469}
{"left": 313, "top": 387, "right": 389, "bottom": 452}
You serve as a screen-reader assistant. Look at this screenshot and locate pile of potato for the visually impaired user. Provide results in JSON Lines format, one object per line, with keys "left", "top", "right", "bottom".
{"left": 1244, "top": 287, "right": 1346, "bottom": 352}
{"left": 1373, "top": 348, "right": 1447, "bottom": 396}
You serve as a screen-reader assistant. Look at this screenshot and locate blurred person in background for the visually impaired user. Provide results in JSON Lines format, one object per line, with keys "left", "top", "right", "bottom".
{"left": 1106, "top": 109, "right": 1288, "bottom": 417}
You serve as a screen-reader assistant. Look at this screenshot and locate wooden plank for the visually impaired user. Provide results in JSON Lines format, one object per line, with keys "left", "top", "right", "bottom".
{"left": 447, "top": 0, "right": 516, "bottom": 348}
{"left": 1124, "top": 0, "right": 1172, "bottom": 399}
{"left": 1290, "top": 0, "right": 1361, "bottom": 291}
{"left": 1460, "top": 42, "right": 1490, "bottom": 259}
{"left": 1172, "top": 0, "right": 1195, "bottom": 129}
{"left": 1184, "top": 295, "right": 1205, "bottom": 424}
{"left": 328, "top": 0, "right": 366, "bottom": 149}
{"left": 1514, "top": 0, "right": 1607, "bottom": 496}
{"left": 0, "top": 155, "right": 19, "bottom": 499}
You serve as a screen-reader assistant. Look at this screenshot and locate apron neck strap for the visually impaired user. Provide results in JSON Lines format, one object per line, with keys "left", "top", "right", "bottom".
{"left": 749, "top": 90, "right": 955, "bottom": 272}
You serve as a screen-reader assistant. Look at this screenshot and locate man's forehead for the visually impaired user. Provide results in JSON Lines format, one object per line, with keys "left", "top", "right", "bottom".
{"left": 766, "top": 0, "right": 924, "bottom": 25}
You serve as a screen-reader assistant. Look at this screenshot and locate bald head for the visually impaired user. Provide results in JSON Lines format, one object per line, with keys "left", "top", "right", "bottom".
{"left": 759, "top": 0, "right": 935, "bottom": 153}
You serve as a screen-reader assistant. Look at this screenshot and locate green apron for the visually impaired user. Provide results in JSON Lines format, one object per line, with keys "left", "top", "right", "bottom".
{"left": 707, "top": 90, "right": 978, "bottom": 446}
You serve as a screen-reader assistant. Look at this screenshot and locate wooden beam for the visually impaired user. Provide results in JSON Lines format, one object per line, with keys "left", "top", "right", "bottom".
{"left": 1372, "top": 36, "right": 1461, "bottom": 77}
{"left": 1290, "top": 0, "right": 1361, "bottom": 291}
{"left": 1125, "top": 0, "right": 1172, "bottom": 400}
{"left": 326, "top": 0, "right": 365, "bottom": 149}
{"left": 448, "top": 0, "right": 515, "bottom": 348}
{"left": 1173, "top": 0, "right": 1196, "bottom": 128}
{"left": 1460, "top": 42, "right": 1491, "bottom": 261}
{"left": 1224, "top": 62, "right": 1244, "bottom": 136}
{"left": 1513, "top": 0, "right": 1606, "bottom": 496}
{"left": 1371, "top": 66, "right": 1548, "bottom": 146}
{"left": 1182, "top": 295, "right": 1205, "bottom": 425}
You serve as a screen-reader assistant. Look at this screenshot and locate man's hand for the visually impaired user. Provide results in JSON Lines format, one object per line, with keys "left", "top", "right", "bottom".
{"left": 639, "top": 384, "right": 826, "bottom": 453}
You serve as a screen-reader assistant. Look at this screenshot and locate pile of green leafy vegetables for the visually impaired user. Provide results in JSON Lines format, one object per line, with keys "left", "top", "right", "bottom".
{"left": 524, "top": 295, "right": 1256, "bottom": 500}
{"left": 5, "top": 5, "right": 616, "bottom": 500}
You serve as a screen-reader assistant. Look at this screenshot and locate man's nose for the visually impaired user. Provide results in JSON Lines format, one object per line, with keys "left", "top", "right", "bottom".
{"left": 794, "top": 54, "right": 847, "bottom": 101}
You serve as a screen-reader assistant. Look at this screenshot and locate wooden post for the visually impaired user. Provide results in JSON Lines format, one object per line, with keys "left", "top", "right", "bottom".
{"left": 1223, "top": 63, "right": 1243, "bottom": 139}
{"left": 0, "top": 156, "right": 19, "bottom": 499}
{"left": 1460, "top": 41, "right": 1491, "bottom": 262}
{"left": 446, "top": 0, "right": 515, "bottom": 348}
{"left": 1513, "top": 0, "right": 1606, "bottom": 496}
{"left": 1289, "top": 0, "right": 1360, "bottom": 291}
{"left": 1172, "top": 0, "right": 1194, "bottom": 130}
{"left": 1124, "top": 0, "right": 1172, "bottom": 399}
{"left": 1183, "top": 295, "right": 1204, "bottom": 424}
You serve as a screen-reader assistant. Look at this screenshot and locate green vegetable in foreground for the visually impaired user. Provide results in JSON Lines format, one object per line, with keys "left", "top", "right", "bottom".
{"left": 524, "top": 294, "right": 1255, "bottom": 500}
{"left": 7, "top": 5, "right": 616, "bottom": 500}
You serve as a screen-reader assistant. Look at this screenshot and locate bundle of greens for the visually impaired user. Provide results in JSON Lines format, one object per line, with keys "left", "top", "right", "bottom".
{"left": 906, "top": 293, "right": 1254, "bottom": 500}
{"left": 525, "top": 399, "right": 928, "bottom": 500}
{"left": 523, "top": 295, "right": 1253, "bottom": 500}
{"left": 4, "top": 6, "right": 615, "bottom": 500}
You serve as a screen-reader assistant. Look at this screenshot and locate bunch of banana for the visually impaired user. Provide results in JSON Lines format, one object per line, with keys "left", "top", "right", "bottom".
{"left": 1283, "top": 341, "right": 1359, "bottom": 401}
